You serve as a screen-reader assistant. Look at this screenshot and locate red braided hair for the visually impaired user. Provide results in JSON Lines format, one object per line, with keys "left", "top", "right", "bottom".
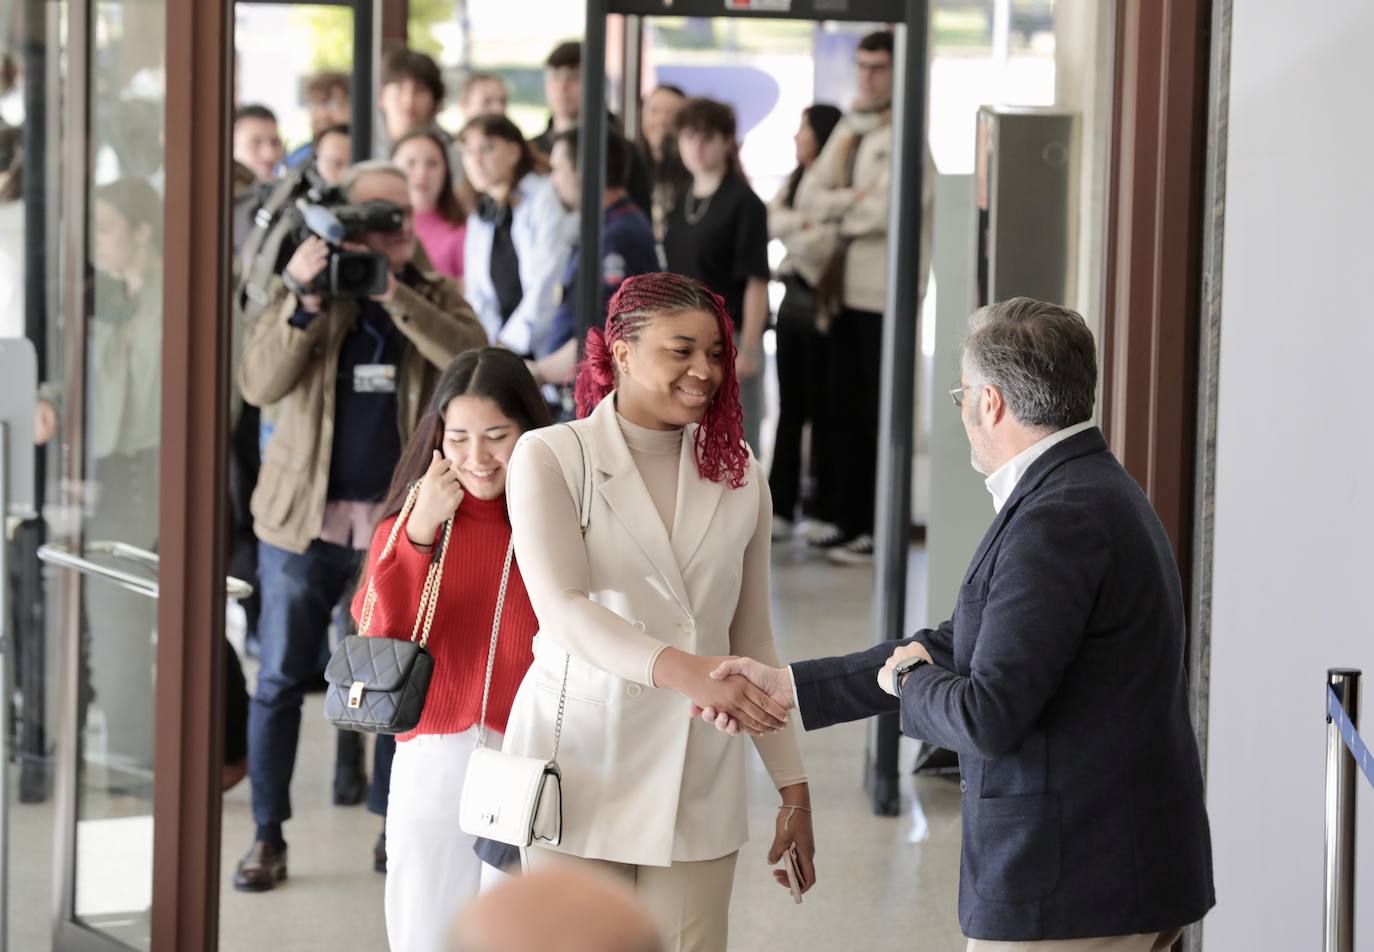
{"left": 574, "top": 272, "right": 750, "bottom": 489}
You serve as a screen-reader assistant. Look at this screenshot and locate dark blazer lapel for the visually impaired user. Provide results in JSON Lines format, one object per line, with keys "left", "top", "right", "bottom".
{"left": 669, "top": 424, "right": 726, "bottom": 576}
{"left": 963, "top": 428, "right": 1109, "bottom": 583}
{"left": 587, "top": 396, "right": 694, "bottom": 616}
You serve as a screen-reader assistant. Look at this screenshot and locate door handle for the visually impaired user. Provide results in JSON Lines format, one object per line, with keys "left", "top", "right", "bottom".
{"left": 36, "top": 543, "right": 254, "bottom": 600}
{"left": 84, "top": 540, "right": 255, "bottom": 599}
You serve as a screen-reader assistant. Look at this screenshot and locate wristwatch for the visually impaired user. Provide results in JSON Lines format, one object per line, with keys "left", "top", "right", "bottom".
{"left": 892, "top": 655, "right": 927, "bottom": 697}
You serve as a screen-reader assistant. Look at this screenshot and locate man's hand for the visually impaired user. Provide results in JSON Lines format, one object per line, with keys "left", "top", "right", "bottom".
{"left": 654, "top": 651, "right": 789, "bottom": 736}
{"left": 285, "top": 236, "right": 330, "bottom": 312}
{"left": 877, "top": 642, "right": 933, "bottom": 698}
{"left": 690, "top": 658, "right": 795, "bottom": 735}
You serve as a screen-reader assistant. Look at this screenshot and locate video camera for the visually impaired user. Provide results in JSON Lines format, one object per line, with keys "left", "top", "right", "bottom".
{"left": 253, "top": 164, "right": 405, "bottom": 298}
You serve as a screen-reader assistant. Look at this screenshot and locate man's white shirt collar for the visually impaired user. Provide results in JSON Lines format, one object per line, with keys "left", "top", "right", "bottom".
{"left": 984, "top": 421, "right": 1095, "bottom": 513}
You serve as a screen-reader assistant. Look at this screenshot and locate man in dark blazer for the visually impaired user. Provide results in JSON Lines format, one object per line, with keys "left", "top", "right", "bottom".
{"left": 700, "top": 298, "right": 1215, "bottom": 949}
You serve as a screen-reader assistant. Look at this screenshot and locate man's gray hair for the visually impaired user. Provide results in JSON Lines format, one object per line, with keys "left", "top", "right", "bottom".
{"left": 339, "top": 160, "right": 407, "bottom": 197}
{"left": 963, "top": 297, "right": 1097, "bottom": 431}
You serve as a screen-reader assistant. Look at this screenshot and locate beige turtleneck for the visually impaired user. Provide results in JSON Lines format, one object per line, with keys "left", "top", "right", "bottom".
{"left": 616, "top": 413, "right": 683, "bottom": 536}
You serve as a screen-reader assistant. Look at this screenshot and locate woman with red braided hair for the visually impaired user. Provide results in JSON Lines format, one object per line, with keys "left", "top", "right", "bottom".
{"left": 499, "top": 272, "right": 815, "bottom": 950}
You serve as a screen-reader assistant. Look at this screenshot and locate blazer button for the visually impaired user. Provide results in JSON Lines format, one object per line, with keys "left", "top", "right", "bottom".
{"left": 634, "top": 621, "right": 647, "bottom": 633}
{"left": 959, "top": 779, "right": 968, "bottom": 794}
{"left": 626, "top": 684, "right": 642, "bottom": 698}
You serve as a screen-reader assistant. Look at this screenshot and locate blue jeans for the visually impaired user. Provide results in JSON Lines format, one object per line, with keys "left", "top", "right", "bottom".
{"left": 249, "top": 539, "right": 362, "bottom": 827}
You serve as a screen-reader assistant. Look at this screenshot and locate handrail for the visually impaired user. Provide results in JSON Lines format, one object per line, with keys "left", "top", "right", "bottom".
{"left": 37, "top": 542, "right": 254, "bottom": 600}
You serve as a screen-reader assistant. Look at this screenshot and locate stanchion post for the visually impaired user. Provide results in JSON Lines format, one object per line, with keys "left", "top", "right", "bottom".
{"left": 1324, "top": 667, "right": 1360, "bottom": 952}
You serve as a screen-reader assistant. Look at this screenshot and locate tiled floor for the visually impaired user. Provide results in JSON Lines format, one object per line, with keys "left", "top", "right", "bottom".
{"left": 217, "top": 543, "right": 967, "bottom": 951}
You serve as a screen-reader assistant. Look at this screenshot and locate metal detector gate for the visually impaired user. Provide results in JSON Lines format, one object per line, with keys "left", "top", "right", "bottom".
{"left": 579, "top": 0, "right": 929, "bottom": 815}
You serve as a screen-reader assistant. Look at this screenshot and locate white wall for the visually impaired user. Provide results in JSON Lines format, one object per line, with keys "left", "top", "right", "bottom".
{"left": 1206, "top": 3, "right": 1374, "bottom": 948}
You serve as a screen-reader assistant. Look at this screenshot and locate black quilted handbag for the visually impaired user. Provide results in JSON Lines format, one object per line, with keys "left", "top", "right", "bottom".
{"left": 324, "top": 480, "right": 454, "bottom": 734}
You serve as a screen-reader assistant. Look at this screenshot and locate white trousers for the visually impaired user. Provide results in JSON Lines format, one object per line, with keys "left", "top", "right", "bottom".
{"left": 384, "top": 728, "right": 502, "bottom": 952}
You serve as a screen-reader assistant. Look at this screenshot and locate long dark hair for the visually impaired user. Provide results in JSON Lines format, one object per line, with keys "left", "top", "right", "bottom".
{"left": 456, "top": 114, "right": 549, "bottom": 214}
{"left": 379, "top": 348, "right": 554, "bottom": 519}
{"left": 392, "top": 128, "right": 465, "bottom": 226}
{"left": 784, "top": 104, "right": 842, "bottom": 208}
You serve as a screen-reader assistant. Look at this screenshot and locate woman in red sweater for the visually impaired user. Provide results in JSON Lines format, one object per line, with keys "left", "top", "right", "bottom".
{"left": 352, "top": 348, "right": 552, "bottom": 952}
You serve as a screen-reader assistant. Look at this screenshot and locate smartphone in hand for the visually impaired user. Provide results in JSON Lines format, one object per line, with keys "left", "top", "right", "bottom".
{"left": 783, "top": 843, "right": 804, "bottom": 904}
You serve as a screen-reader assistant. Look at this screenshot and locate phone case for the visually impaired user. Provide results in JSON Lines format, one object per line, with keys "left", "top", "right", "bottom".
{"left": 784, "top": 843, "right": 803, "bottom": 904}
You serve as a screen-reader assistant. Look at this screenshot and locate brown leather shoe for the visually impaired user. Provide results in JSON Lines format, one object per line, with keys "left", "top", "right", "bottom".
{"left": 234, "top": 840, "right": 288, "bottom": 892}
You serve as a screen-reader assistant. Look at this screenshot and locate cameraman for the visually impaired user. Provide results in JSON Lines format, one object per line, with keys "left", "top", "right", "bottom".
{"left": 235, "top": 160, "right": 486, "bottom": 894}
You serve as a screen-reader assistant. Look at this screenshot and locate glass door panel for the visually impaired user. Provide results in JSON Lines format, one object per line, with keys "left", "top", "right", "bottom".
{"left": 69, "top": 0, "right": 166, "bottom": 946}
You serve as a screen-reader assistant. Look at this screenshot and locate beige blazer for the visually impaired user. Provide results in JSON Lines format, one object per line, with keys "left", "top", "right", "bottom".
{"left": 501, "top": 394, "right": 806, "bottom": 867}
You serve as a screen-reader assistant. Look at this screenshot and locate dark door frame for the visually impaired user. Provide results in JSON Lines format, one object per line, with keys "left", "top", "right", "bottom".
{"left": 1099, "top": 3, "right": 1220, "bottom": 948}
{"left": 1100, "top": 0, "right": 1212, "bottom": 584}
{"left": 151, "top": 0, "right": 234, "bottom": 947}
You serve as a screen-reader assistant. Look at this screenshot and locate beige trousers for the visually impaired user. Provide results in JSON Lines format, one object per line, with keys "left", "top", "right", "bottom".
{"left": 524, "top": 846, "right": 738, "bottom": 952}
{"left": 967, "top": 928, "right": 1183, "bottom": 952}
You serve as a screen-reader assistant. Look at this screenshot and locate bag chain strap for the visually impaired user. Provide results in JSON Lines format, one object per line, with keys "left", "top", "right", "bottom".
{"left": 355, "top": 478, "right": 455, "bottom": 648}
{"left": 473, "top": 426, "right": 590, "bottom": 757}
{"left": 474, "top": 539, "right": 515, "bottom": 750}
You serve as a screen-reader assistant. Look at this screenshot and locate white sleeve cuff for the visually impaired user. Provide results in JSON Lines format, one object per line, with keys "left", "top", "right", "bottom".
{"left": 788, "top": 664, "right": 801, "bottom": 716}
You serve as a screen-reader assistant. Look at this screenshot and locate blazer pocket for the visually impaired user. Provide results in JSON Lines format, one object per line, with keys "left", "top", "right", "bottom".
{"left": 968, "top": 792, "right": 1061, "bottom": 904}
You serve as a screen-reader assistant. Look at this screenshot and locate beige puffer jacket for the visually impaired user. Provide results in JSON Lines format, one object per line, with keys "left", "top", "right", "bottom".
{"left": 795, "top": 111, "right": 935, "bottom": 314}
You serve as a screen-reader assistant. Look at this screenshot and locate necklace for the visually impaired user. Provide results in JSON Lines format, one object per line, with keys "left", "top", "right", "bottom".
{"left": 684, "top": 192, "right": 713, "bottom": 225}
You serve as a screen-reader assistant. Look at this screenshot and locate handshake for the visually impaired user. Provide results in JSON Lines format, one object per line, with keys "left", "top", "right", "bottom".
{"left": 686, "top": 643, "right": 933, "bottom": 736}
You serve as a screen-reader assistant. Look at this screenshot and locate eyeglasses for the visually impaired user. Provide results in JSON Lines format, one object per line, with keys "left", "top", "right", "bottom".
{"left": 949, "top": 382, "right": 981, "bottom": 408}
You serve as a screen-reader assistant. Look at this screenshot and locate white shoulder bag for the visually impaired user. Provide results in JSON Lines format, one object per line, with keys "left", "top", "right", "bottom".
{"left": 458, "top": 425, "right": 590, "bottom": 849}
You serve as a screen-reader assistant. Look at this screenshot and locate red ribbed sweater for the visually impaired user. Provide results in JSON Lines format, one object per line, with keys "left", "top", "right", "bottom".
{"left": 350, "top": 492, "right": 537, "bottom": 742}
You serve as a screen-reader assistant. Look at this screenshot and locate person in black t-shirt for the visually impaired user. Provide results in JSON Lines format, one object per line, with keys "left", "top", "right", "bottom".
{"left": 662, "top": 97, "right": 771, "bottom": 452}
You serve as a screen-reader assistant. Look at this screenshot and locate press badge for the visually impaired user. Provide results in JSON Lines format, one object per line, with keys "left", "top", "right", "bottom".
{"left": 353, "top": 363, "right": 397, "bottom": 394}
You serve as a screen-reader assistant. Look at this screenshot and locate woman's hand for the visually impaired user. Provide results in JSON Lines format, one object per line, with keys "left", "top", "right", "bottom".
{"left": 653, "top": 650, "right": 789, "bottom": 736}
{"left": 769, "top": 783, "right": 816, "bottom": 895}
{"left": 405, "top": 450, "right": 464, "bottom": 547}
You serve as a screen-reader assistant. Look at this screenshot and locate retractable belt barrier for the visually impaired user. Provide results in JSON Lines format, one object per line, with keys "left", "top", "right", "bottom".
{"left": 1328, "top": 685, "right": 1374, "bottom": 790}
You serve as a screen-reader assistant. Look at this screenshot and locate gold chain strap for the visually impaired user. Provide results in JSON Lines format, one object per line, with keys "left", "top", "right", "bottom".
{"left": 356, "top": 479, "right": 454, "bottom": 646}
{"left": 412, "top": 511, "right": 455, "bottom": 647}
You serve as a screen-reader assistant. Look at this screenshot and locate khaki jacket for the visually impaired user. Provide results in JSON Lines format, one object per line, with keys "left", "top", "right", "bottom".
{"left": 240, "top": 268, "right": 487, "bottom": 554}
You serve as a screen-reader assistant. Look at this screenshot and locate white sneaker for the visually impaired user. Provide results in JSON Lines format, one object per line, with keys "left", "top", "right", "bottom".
{"left": 827, "top": 534, "right": 875, "bottom": 565}
{"left": 801, "top": 520, "right": 844, "bottom": 548}
{"left": 771, "top": 516, "right": 795, "bottom": 542}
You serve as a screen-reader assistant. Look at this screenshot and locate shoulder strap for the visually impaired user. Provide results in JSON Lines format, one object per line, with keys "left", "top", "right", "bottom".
{"left": 355, "top": 479, "right": 454, "bottom": 648}
{"left": 560, "top": 423, "right": 593, "bottom": 535}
